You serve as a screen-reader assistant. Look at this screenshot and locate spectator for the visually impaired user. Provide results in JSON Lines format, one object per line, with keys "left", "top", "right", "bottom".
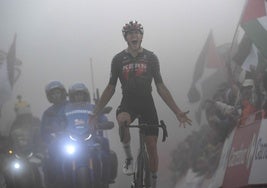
{"left": 239, "top": 79, "right": 259, "bottom": 125}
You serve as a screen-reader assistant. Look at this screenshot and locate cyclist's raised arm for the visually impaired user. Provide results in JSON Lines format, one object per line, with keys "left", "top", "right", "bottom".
{"left": 93, "top": 84, "right": 115, "bottom": 116}
{"left": 156, "top": 83, "right": 192, "bottom": 127}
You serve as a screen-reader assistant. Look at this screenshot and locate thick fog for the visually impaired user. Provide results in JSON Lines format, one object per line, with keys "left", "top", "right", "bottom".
{"left": 0, "top": 0, "right": 244, "bottom": 187}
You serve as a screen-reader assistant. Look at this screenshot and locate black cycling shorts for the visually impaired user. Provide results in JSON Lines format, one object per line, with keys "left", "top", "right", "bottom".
{"left": 116, "top": 94, "right": 159, "bottom": 136}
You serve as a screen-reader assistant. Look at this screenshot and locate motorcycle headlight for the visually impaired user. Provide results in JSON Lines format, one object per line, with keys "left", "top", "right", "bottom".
{"left": 14, "top": 162, "right": 21, "bottom": 169}
{"left": 12, "top": 161, "right": 21, "bottom": 170}
{"left": 64, "top": 144, "right": 76, "bottom": 155}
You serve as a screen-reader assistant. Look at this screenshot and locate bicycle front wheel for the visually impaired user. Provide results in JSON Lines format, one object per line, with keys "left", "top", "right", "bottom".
{"left": 143, "top": 152, "right": 150, "bottom": 188}
{"left": 136, "top": 151, "right": 150, "bottom": 188}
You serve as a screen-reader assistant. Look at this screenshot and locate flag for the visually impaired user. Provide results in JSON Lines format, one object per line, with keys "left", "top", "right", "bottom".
{"left": 6, "top": 34, "right": 17, "bottom": 88}
{"left": 0, "top": 34, "right": 21, "bottom": 116}
{"left": 187, "top": 31, "right": 224, "bottom": 103}
{"left": 241, "top": 44, "right": 259, "bottom": 72}
{"left": 194, "top": 43, "right": 231, "bottom": 125}
{"left": 241, "top": 0, "right": 266, "bottom": 24}
{"left": 231, "top": 33, "right": 259, "bottom": 81}
{"left": 241, "top": 0, "right": 267, "bottom": 58}
{"left": 233, "top": 34, "right": 252, "bottom": 66}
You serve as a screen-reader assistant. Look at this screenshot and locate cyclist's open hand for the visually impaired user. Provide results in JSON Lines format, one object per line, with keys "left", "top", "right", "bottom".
{"left": 176, "top": 111, "right": 192, "bottom": 128}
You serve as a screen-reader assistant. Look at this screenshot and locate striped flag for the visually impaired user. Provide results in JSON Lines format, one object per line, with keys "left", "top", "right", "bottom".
{"left": 241, "top": 44, "right": 259, "bottom": 72}
{"left": 241, "top": 0, "right": 267, "bottom": 58}
{"left": 187, "top": 31, "right": 224, "bottom": 103}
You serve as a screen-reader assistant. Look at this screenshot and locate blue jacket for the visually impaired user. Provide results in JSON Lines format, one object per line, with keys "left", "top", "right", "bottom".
{"left": 41, "top": 101, "right": 68, "bottom": 143}
{"left": 64, "top": 102, "right": 108, "bottom": 137}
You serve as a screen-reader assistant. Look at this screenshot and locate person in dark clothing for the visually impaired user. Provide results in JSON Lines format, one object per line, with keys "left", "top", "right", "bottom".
{"left": 41, "top": 81, "right": 68, "bottom": 144}
{"left": 9, "top": 98, "right": 45, "bottom": 187}
{"left": 92, "top": 21, "right": 192, "bottom": 188}
{"left": 11, "top": 97, "right": 42, "bottom": 155}
{"left": 41, "top": 80, "right": 68, "bottom": 188}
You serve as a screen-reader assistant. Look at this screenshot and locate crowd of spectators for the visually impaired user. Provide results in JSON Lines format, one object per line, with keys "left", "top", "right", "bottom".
{"left": 170, "top": 41, "right": 267, "bottom": 186}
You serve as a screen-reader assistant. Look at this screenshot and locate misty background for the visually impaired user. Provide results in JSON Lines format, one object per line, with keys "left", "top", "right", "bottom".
{"left": 0, "top": 0, "right": 244, "bottom": 187}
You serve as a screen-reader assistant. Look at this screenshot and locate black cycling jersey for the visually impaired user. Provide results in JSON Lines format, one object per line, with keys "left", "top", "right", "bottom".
{"left": 109, "top": 48, "right": 163, "bottom": 96}
{"left": 110, "top": 48, "right": 163, "bottom": 136}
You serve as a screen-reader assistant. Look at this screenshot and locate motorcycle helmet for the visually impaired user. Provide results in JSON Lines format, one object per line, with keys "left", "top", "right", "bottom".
{"left": 122, "top": 21, "right": 144, "bottom": 39}
{"left": 68, "top": 82, "right": 91, "bottom": 103}
{"left": 45, "top": 81, "right": 67, "bottom": 104}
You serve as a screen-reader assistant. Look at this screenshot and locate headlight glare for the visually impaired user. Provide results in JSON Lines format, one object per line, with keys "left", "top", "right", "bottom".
{"left": 13, "top": 161, "right": 21, "bottom": 170}
{"left": 65, "top": 144, "right": 76, "bottom": 155}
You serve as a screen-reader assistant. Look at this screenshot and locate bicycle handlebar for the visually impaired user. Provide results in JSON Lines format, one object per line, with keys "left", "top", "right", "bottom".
{"left": 120, "top": 120, "right": 168, "bottom": 142}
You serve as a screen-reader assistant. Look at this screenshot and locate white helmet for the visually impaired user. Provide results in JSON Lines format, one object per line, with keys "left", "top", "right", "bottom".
{"left": 68, "top": 82, "right": 91, "bottom": 102}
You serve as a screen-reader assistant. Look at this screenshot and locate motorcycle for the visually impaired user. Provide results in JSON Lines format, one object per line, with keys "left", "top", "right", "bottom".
{"left": 2, "top": 128, "right": 44, "bottom": 188}
{"left": 55, "top": 106, "right": 117, "bottom": 188}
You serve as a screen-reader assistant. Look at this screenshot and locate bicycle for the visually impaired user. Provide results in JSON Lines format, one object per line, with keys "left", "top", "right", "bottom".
{"left": 119, "top": 120, "right": 168, "bottom": 188}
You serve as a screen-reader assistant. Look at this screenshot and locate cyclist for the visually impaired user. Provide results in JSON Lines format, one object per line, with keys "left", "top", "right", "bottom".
{"left": 65, "top": 82, "right": 117, "bottom": 184}
{"left": 92, "top": 21, "right": 192, "bottom": 188}
{"left": 41, "top": 80, "right": 68, "bottom": 188}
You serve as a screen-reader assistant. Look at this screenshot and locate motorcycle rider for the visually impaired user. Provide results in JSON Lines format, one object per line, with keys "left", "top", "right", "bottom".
{"left": 11, "top": 96, "right": 42, "bottom": 156}
{"left": 41, "top": 81, "right": 68, "bottom": 143}
{"left": 41, "top": 80, "right": 68, "bottom": 188}
{"left": 7, "top": 97, "right": 45, "bottom": 188}
{"left": 65, "top": 82, "right": 117, "bottom": 184}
